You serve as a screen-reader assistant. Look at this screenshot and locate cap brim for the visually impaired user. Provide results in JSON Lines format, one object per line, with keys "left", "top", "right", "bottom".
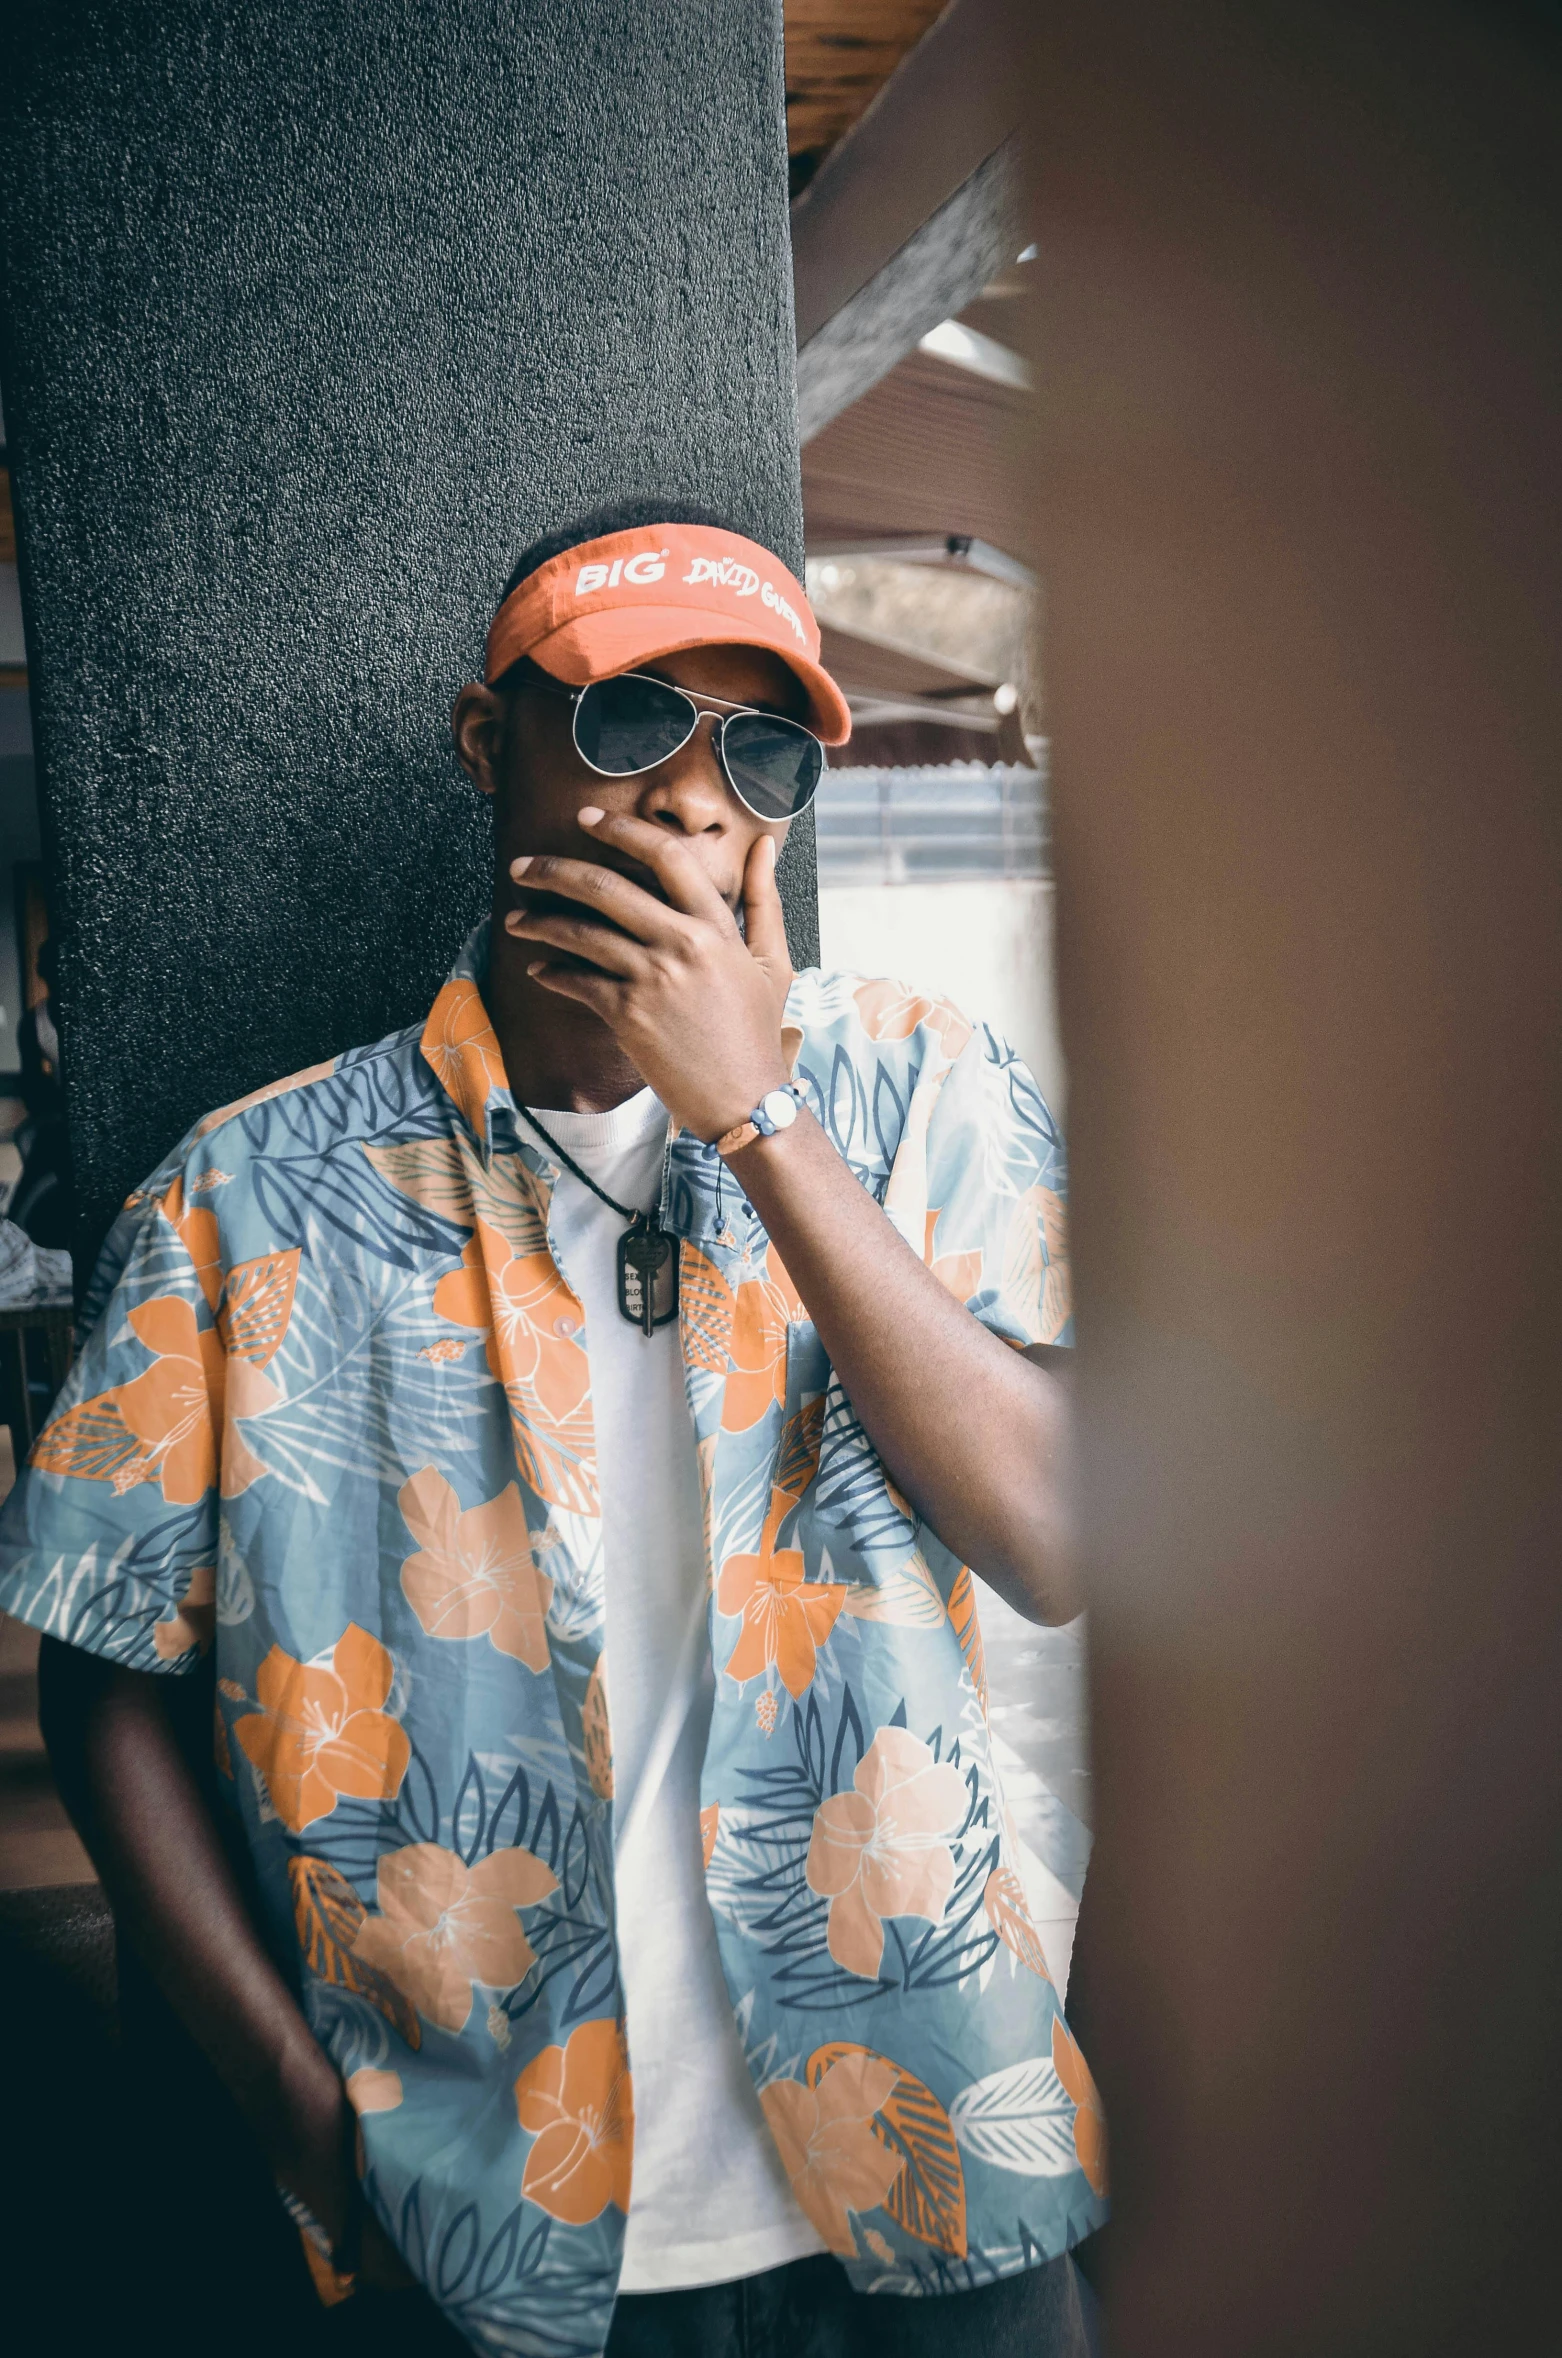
{"left": 531, "top": 608, "right": 853, "bottom": 748}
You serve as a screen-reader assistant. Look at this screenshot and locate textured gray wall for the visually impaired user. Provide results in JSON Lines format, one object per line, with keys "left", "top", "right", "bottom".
{"left": 0, "top": 0, "right": 812, "bottom": 1268}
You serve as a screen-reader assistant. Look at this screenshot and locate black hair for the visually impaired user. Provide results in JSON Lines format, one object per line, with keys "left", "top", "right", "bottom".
{"left": 498, "top": 495, "right": 759, "bottom": 604}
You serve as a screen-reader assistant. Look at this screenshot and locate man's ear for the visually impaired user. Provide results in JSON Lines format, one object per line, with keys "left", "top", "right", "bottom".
{"left": 452, "top": 683, "right": 506, "bottom": 798}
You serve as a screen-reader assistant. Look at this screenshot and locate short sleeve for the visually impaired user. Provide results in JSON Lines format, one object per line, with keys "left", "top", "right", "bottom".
{"left": 0, "top": 1164, "right": 222, "bottom": 1673}
{"left": 909, "top": 1019, "right": 1072, "bottom": 1350}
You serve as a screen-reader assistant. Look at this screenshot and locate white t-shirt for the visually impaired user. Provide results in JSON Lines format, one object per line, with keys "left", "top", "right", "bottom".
{"left": 525, "top": 1086, "right": 825, "bottom": 2293}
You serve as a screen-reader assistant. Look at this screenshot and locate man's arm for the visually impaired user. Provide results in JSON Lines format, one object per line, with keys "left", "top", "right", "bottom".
{"left": 507, "top": 812, "right": 1079, "bottom": 1622}
{"left": 729, "top": 1125, "right": 1079, "bottom": 1621}
{"left": 37, "top": 1639, "right": 408, "bottom": 2278}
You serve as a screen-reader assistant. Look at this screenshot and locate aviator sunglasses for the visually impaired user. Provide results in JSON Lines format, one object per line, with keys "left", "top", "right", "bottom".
{"left": 551, "top": 669, "right": 826, "bottom": 822}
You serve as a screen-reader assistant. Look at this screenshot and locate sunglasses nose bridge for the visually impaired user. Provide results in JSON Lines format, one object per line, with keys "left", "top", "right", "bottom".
{"left": 659, "top": 698, "right": 727, "bottom": 772}
{"left": 634, "top": 703, "right": 744, "bottom": 834}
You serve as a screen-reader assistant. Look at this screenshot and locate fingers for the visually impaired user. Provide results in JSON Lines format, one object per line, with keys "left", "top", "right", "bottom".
{"left": 740, "top": 833, "right": 792, "bottom": 974}
{"left": 575, "top": 809, "right": 733, "bottom": 925}
{"left": 507, "top": 852, "right": 677, "bottom": 946}
{"left": 524, "top": 960, "right": 621, "bottom": 1018}
{"left": 504, "top": 905, "right": 644, "bottom": 977}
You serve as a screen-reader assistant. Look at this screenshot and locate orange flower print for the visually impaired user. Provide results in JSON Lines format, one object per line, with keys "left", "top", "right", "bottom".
{"left": 1001, "top": 1184, "right": 1071, "bottom": 1345}
{"left": 297, "top": 2234, "right": 356, "bottom": 2310}
{"left": 398, "top": 1466, "right": 553, "bottom": 1671}
{"left": 48, "top": 1252, "right": 301, "bottom": 1510}
{"left": 515, "top": 2016, "right": 634, "bottom": 2225}
{"left": 582, "top": 1655, "right": 614, "bottom": 1800}
{"left": 218, "top": 1250, "right": 300, "bottom": 1498}
{"left": 806, "top": 1725, "right": 969, "bottom": 1977}
{"left": 717, "top": 1488, "right": 845, "bottom": 1699}
{"left": 923, "top": 1210, "right": 984, "bottom": 1307}
{"left": 420, "top": 979, "right": 508, "bottom": 1139}
{"left": 116, "top": 1296, "right": 226, "bottom": 1505}
{"left": 192, "top": 1056, "right": 337, "bottom": 1141}
{"left": 853, "top": 978, "right": 973, "bottom": 1061}
{"left": 418, "top": 1337, "right": 469, "bottom": 1365}
{"left": 759, "top": 2053, "right": 904, "bottom": 2257}
{"left": 982, "top": 1866, "right": 1051, "bottom": 1980}
{"left": 947, "top": 1568, "right": 988, "bottom": 1715}
{"left": 434, "top": 1221, "right": 596, "bottom": 1516}
{"left": 430, "top": 1231, "right": 487, "bottom": 1335}
{"left": 234, "top": 1625, "right": 410, "bottom": 1833}
{"left": 345, "top": 2068, "right": 403, "bottom": 2115}
{"left": 721, "top": 1248, "right": 804, "bottom": 1434}
{"left": 1052, "top": 2017, "right": 1108, "bottom": 2197}
{"left": 158, "top": 1175, "right": 222, "bottom": 1309}
{"left": 932, "top": 1252, "right": 984, "bottom": 1302}
{"left": 880, "top": 1063, "right": 954, "bottom": 1260}
{"left": 679, "top": 1245, "right": 735, "bottom": 1374}
{"left": 352, "top": 1841, "right": 557, "bottom": 2033}
{"left": 220, "top": 1249, "right": 300, "bottom": 1362}
{"left": 220, "top": 1358, "right": 283, "bottom": 1497}
{"left": 700, "top": 1804, "right": 720, "bottom": 1872}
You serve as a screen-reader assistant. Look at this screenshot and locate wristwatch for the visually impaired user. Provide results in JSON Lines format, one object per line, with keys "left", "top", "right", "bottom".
{"left": 714, "top": 1084, "right": 803, "bottom": 1159}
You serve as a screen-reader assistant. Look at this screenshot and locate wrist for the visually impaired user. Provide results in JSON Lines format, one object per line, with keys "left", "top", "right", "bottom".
{"left": 713, "top": 1081, "right": 803, "bottom": 1158}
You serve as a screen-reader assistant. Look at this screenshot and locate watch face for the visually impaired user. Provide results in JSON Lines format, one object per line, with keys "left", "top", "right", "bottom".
{"left": 762, "top": 1088, "right": 798, "bottom": 1130}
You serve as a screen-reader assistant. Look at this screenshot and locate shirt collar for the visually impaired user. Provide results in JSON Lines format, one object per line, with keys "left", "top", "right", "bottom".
{"left": 419, "top": 920, "right": 514, "bottom": 1161}
{"left": 418, "top": 921, "right": 674, "bottom": 1182}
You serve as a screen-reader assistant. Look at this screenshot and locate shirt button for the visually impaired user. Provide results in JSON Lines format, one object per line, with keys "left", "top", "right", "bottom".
{"left": 555, "top": 1316, "right": 578, "bottom": 1339}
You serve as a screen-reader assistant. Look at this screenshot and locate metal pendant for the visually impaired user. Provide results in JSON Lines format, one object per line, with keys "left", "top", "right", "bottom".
{"left": 617, "top": 1215, "right": 678, "bottom": 1336}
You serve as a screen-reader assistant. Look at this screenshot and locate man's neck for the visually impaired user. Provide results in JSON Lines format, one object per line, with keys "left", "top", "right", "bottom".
{"left": 483, "top": 893, "right": 648, "bottom": 1113}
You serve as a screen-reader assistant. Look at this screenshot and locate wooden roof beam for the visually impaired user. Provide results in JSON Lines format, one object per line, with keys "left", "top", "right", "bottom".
{"left": 791, "top": 0, "right": 1030, "bottom": 342}
{"left": 796, "top": 147, "right": 1021, "bottom": 442}
{"left": 791, "top": 0, "right": 1033, "bottom": 443}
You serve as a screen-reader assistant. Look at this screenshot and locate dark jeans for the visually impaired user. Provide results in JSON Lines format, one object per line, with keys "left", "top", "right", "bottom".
{"left": 330, "top": 2252, "right": 1097, "bottom": 2358}
{"left": 606, "top": 2252, "right": 1096, "bottom": 2358}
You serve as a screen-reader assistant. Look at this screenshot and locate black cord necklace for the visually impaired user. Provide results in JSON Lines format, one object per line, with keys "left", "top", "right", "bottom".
{"left": 513, "top": 1102, "right": 678, "bottom": 1336}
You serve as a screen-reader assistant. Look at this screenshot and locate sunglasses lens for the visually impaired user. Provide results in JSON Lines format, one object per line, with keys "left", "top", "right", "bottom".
{"left": 721, "top": 713, "right": 825, "bottom": 821}
{"left": 575, "top": 675, "right": 695, "bottom": 775}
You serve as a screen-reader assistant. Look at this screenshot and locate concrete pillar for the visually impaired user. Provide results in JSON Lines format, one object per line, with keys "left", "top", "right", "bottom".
{"left": 0, "top": 0, "right": 810, "bottom": 1267}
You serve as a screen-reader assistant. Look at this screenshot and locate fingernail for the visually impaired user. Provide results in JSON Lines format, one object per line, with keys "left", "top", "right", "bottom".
{"left": 526, "top": 961, "right": 546, "bottom": 976}
{"left": 764, "top": 835, "right": 778, "bottom": 867}
{"left": 504, "top": 910, "right": 524, "bottom": 930}
{"left": 510, "top": 855, "right": 533, "bottom": 876}
{"left": 578, "top": 806, "right": 605, "bottom": 826}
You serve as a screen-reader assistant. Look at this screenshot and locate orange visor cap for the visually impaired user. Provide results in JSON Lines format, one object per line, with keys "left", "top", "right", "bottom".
{"left": 485, "top": 522, "right": 852, "bottom": 747}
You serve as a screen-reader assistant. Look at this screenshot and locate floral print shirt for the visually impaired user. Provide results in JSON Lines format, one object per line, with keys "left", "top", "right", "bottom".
{"left": 0, "top": 926, "right": 1107, "bottom": 2353}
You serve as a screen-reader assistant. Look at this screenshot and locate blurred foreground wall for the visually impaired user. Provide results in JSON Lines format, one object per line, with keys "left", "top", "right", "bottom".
{"left": 0, "top": 0, "right": 811, "bottom": 1268}
{"left": 1023, "top": 6, "right": 1562, "bottom": 2349}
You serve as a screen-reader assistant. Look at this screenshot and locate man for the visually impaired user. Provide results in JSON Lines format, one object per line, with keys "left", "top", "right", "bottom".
{"left": 0, "top": 506, "right": 1106, "bottom": 2357}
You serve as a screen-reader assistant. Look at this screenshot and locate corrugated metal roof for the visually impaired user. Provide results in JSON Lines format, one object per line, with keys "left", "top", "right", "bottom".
{"left": 802, "top": 345, "right": 1031, "bottom": 556}
{"left": 815, "top": 757, "right": 1049, "bottom": 885}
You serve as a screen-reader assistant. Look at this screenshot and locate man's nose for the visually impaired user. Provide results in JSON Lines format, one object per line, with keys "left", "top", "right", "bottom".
{"left": 636, "top": 714, "right": 733, "bottom": 834}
